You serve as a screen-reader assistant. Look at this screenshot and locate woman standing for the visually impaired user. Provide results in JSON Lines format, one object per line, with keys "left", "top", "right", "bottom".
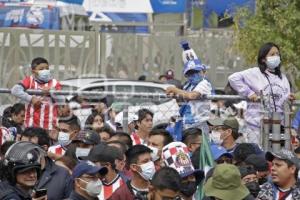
{"left": 228, "top": 42, "right": 294, "bottom": 144}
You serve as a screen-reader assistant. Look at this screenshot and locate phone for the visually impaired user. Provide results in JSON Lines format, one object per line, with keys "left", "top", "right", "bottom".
{"left": 34, "top": 188, "right": 47, "bottom": 198}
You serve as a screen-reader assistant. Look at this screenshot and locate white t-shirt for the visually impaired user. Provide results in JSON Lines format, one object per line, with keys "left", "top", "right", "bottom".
{"left": 183, "top": 79, "right": 212, "bottom": 129}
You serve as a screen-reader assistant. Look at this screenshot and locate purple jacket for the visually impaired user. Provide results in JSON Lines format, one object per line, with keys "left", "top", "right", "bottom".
{"left": 228, "top": 67, "right": 290, "bottom": 128}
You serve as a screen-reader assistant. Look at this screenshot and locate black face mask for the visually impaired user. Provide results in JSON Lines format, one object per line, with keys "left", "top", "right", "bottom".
{"left": 180, "top": 181, "right": 198, "bottom": 197}
{"left": 245, "top": 182, "right": 260, "bottom": 197}
{"left": 258, "top": 177, "right": 268, "bottom": 185}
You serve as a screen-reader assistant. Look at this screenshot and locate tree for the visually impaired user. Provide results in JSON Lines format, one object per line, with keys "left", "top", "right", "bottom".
{"left": 234, "top": 0, "right": 300, "bottom": 90}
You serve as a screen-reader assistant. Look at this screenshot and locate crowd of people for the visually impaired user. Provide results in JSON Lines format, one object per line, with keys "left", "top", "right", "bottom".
{"left": 0, "top": 41, "right": 300, "bottom": 200}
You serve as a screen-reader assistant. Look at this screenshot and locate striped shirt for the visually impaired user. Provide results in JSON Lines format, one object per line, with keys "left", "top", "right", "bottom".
{"left": 130, "top": 133, "right": 145, "bottom": 146}
{"left": 21, "top": 76, "right": 61, "bottom": 130}
{"left": 98, "top": 174, "right": 125, "bottom": 200}
{"left": 48, "top": 144, "right": 66, "bottom": 157}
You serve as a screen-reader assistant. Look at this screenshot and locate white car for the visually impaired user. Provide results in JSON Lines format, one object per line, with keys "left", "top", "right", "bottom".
{"left": 69, "top": 80, "right": 180, "bottom": 128}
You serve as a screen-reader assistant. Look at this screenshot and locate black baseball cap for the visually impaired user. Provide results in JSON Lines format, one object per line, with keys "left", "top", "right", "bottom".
{"left": 72, "top": 130, "right": 100, "bottom": 145}
{"left": 81, "top": 144, "right": 123, "bottom": 164}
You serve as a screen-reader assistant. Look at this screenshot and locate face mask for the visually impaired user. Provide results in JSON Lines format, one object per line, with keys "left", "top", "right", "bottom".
{"left": 266, "top": 55, "right": 280, "bottom": 69}
{"left": 148, "top": 145, "right": 160, "bottom": 161}
{"left": 180, "top": 181, "right": 198, "bottom": 197}
{"left": 58, "top": 131, "right": 71, "bottom": 146}
{"left": 187, "top": 73, "right": 203, "bottom": 85}
{"left": 75, "top": 148, "right": 91, "bottom": 158}
{"left": 210, "top": 130, "right": 223, "bottom": 145}
{"left": 138, "top": 161, "right": 156, "bottom": 181}
{"left": 38, "top": 69, "right": 51, "bottom": 83}
{"left": 79, "top": 178, "right": 102, "bottom": 197}
{"left": 245, "top": 181, "right": 260, "bottom": 198}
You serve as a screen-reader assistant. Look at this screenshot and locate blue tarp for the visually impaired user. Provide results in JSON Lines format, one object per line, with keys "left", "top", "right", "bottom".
{"left": 150, "top": 0, "right": 187, "bottom": 13}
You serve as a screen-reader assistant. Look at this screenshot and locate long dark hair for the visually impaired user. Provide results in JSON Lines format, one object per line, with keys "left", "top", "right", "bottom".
{"left": 257, "top": 42, "right": 282, "bottom": 79}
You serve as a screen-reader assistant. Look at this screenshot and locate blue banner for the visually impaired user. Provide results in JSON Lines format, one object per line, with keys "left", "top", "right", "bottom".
{"left": 0, "top": 6, "right": 60, "bottom": 29}
{"left": 150, "top": 0, "right": 187, "bottom": 13}
{"left": 59, "top": 0, "right": 83, "bottom": 5}
{"left": 0, "top": 0, "right": 28, "bottom": 2}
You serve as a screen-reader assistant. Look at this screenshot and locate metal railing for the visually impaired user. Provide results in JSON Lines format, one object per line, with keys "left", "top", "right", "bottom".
{"left": 1, "top": 87, "right": 299, "bottom": 151}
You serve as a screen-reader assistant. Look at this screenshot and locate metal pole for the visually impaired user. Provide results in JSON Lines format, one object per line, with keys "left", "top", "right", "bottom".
{"left": 284, "top": 101, "right": 292, "bottom": 150}
{"left": 271, "top": 112, "right": 281, "bottom": 152}
{"left": 123, "top": 104, "right": 129, "bottom": 133}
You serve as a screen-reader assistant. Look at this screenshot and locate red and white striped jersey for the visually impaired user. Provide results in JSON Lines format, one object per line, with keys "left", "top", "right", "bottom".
{"left": 98, "top": 174, "right": 125, "bottom": 200}
{"left": 21, "top": 76, "right": 61, "bottom": 130}
{"left": 130, "top": 132, "right": 145, "bottom": 146}
{"left": 48, "top": 144, "right": 66, "bottom": 157}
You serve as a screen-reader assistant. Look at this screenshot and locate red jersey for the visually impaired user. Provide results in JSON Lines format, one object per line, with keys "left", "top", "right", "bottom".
{"left": 21, "top": 76, "right": 61, "bottom": 130}
{"left": 130, "top": 133, "right": 145, "bottom": 146}
{"left": 98, "top": 174, "right": 125, "bottom": 200}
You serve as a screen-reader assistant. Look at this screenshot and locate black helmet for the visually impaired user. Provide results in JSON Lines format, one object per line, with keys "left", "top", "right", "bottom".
{"left": 3, "top": 141, "right": 45, "bottom": 184}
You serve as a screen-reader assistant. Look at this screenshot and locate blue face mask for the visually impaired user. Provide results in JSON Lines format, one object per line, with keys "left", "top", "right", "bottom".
{"left": 38, "top": 69, "right": 51, "bottom": 83}
{"left": 187, "top": 72, "right": 203, "bottom": 85}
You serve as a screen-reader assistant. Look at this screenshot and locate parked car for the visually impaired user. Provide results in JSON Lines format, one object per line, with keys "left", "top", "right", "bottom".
{"left": 68, "top": 80, "right": 180, "bottom": 128}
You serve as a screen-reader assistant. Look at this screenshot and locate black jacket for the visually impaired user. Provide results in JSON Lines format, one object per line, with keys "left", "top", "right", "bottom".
{"left": 35, "top": 157, "right": 72, "bottom": 200}
{"left": 0, "top": 181, "right": 32, "bottom": 200}
{"left": 68, "top": 191, "right": 98, "bottom": 200}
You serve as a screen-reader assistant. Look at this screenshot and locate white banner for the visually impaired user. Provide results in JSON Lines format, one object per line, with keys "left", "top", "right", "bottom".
{"left": 83, "top": 0, "right": 153, "bottom": 13}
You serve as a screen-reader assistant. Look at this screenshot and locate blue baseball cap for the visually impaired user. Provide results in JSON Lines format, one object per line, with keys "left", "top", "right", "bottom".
{"left": 183, "top": 59, "right": 205, "bottom": 75}
{"left": 72, "top": 161, "right": 108, "bottom": 179}
{"left": 210, "top": 144, "right": 233, "bottom": 161}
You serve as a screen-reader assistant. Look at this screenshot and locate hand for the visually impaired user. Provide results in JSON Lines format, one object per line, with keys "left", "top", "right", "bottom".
{"left": 31, "top": 96, "right": 42, "bottom": 107}
{"left": 32, "top": 192, "right": 47, "bottom": 200}
{"left": 32, "top": 196, "right": 47, "bottom": 200}
{"left": 47, "top": 151, "right": 62, "bottom": 161}
{"left": 165, "top": 86, "right": 177, "bottom": 95}
{"left": 288, "top": 93, "right": 296, "bottom": 101}
{"left": 248, "top": 94, "right": 259, "bottom": 102}
{"left": 291, "top": 129, "right": 298, "bottom": 137}
{"left": 41, "top": 87, "right": 50, "bottom": 96}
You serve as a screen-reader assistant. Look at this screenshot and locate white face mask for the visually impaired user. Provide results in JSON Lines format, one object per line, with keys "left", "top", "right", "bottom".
{"left": 79, "top": 178, "right": 102, "bottom": 197}
{"left": 148, "top": 145, "right": 160, "bottom": 161}
{"left": 138, "top": 161, "right": 156, "bottom": 181}
{"left": 75, "top": 148, "right": 91, "bottom": 158}
{"left": 210, "top": 130, "right": 223, "bottom": 145}
{"left": 38, "top": 69, "right": 51, "bottom": 83}
{"left": 266, "top": 55, "right": 281, "bottom": 69}
{"left": 57, "top": 131, "right": 70, "bottom": 146}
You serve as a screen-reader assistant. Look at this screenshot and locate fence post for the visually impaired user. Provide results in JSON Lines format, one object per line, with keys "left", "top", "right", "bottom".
{"left": 271, "top": 112, "right": 281, "bottom": 152}
{"left": 284, "top": 101, "right": 292, "bottom": 150}
{"left": 262, "top": 113, "right": 270, "bottom": 151}
{"left": 123, "top": 104, "right": 129, "bottom": 133}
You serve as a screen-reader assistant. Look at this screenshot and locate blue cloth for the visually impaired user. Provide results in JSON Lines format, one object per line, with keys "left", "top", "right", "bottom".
{"left": 292, "top": 109, "right": 300, "bottom": 130}
{"left": 150, "top": 0, "right": 187, "bottom": 13}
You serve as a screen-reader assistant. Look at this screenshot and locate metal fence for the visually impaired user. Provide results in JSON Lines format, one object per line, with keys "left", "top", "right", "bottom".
{"left": 0, "top": 28, "right": 246, "bottom": 90}
{"left": 1, "top": 88, "right": 300, "bottom": 151}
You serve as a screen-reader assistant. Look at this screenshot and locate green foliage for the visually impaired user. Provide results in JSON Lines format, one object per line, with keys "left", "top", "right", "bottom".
{"left": 234, "top": 0, "right": 300, "bottom": 89}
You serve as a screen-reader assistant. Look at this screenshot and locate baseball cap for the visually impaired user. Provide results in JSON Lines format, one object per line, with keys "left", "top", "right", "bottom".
{"left": 72, "top": 160, "right": 108, "bottom": 179}
{"left": 265, "top": 149, "right": 300, "bottom": 169}
{"left": 210, "top": 144, "right": 233, "bottom": 161}
{"left": 207, "top": 117, "right": 239, "bottom": 131}
{"left": 81, "top": 144, "right": 123, "bottom": 164}
{"left": 109, "top": 102, "right": 126, "bottom": 113}
{"left": 162, "top": 142, "right": 204, "bottom": 184}
{"left": 72, "top": 130, "right": 100, "bottom": 145}
{"left": 245, "top": 154, "right": 269, "bottom": 172}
